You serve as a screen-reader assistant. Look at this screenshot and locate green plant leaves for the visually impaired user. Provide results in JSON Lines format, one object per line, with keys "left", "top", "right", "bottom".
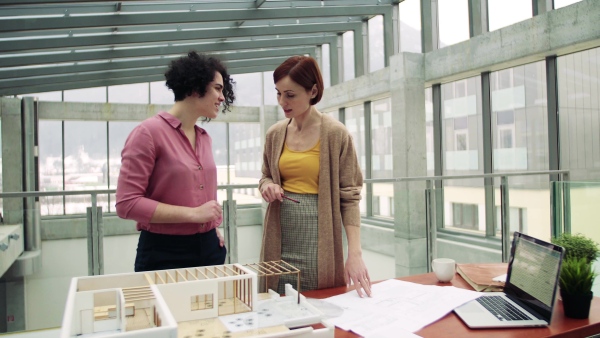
{"left": 559, "top": 257, "right": 597, "bottom": 295}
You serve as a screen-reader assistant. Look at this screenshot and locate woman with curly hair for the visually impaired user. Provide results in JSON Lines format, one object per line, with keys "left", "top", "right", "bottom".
{"left": 116, "top": 51, "right": 235, "bottom": 272}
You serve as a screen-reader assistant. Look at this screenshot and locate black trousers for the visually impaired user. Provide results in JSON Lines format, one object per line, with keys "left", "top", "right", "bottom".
{"left": 134, "top": 228, "right": 227, "bottom": 272}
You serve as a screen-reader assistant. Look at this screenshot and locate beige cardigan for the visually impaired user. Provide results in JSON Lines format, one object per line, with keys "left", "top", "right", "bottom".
{"left": 259, "top": 113, "right": 363, "bottom": 290}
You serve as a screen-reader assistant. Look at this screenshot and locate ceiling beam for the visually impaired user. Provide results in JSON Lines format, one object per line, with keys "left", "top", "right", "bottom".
{"left": 0, "top": 22, "right": 361, "bottom": 53}
{"left": 0, "top": 36, "right": 337, "bottom": 68}
{"left": 2, "top": 56, "right": 292, "bottom": 90}
{"left": 0, "top": 6, "right": 387, "bottom": 33}
{"left": 2, "top": 62, "right": 284, "bottom": 96}
{"left": 0, "top": 47, "right": 314, "bottom": 80}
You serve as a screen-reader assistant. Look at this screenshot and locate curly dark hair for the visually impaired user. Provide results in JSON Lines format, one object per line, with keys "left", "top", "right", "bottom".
{"left": 165, "top": 51, "right": 235, "bottom": 115}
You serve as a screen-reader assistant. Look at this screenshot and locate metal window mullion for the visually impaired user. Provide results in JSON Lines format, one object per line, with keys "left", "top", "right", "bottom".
{"left": 226, "top": 122, "right": 231, "bottom": 184}
{"left": 364, "top": 101, "right": 373, "bottom": 217}
{"left": 337, "top": 33, "right": 344, "bottom": 83}
{"left": 62, "top": 120, "right": 66, "bottom": 215}
{"left": 533, "top": 0, "right": 553, "bottom": 16}
{"left": 432, "top": 84, "right": 444, "bottom": 230}
{"left": 106, "top": 121, "right": 111, "bottom": 212}
{"left": 339, "top": 107, "right": 346, "bottom": 124}
{"left": 421, "top": 0, "right": 439, "bottom": 53}
{"left": 468, "top": 0, "right": 488, "bottom": 37}
{"left": 354, "top": 24, "right": 366, "bottom": 77}
{"left": 425, "top": 179, "right": 436, "bottom": 270}
{"left": 546, "top": 56, "right": 560, "bottom": 182}
{"left": 363, "top": 20, "right": 370, "bottom": 74}
{"left": 481, "top": 72, "right": 495, "bottom": 237}
{"left": 386, "top": 6, "right": 398, "bottom": 62}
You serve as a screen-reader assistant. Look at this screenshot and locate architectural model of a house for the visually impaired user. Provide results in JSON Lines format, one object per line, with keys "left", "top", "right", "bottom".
{"left": 60, "top": 261, "right": 334, "bottom": 338}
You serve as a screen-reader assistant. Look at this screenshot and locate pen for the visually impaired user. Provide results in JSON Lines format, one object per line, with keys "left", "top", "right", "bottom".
{"left": 282, "top": 195, "right": 300, "bottom": 203}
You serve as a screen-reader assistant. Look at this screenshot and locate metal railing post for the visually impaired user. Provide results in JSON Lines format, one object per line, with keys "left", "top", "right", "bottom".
{"left": 86, "top": 193, "right": 103, "bottom": 276}
{"left": 563, "top": 173, "right": 571, "bottom": 234}
{"left": 425, "top": 180, "right": 435, "bottom": 272}
{"left": 222, "top": 187, "right": 238, "bottom": 264}
{"left": 500, "top": 176, "right": 511, "bottom": 262}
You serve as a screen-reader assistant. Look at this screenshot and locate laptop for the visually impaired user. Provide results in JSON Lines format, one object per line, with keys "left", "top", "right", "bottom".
{"left": 454, "top": 231, "right": 565, "bottom": 328}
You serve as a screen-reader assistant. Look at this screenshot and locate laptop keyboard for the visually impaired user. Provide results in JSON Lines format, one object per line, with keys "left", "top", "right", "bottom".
{"left": 476, "top": 296, "right": 530, "bottom": 321}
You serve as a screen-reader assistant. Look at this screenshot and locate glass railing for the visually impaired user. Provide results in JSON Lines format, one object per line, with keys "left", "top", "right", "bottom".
{"left": 364, "top": 169, "right": 569, "bottom": 273}
{"left": 552, "top": 181, "right": 600, "bottom": 297}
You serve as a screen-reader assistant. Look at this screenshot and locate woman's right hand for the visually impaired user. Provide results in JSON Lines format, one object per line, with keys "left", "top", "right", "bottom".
{"left": 193, "top": 200, "right": 222, "bottom": 223}
{"left": 260, "top": 183, "right": 284, "bottom": 203}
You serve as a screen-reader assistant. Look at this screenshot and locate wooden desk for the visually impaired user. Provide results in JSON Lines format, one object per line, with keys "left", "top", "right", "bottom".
{"left": 302, "top": 272, "right": 600, "bottom": 338}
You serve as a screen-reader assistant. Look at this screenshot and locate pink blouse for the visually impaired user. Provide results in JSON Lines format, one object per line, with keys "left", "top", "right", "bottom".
{"left": 115, "top": 111, "right": 222, "bottom": 235}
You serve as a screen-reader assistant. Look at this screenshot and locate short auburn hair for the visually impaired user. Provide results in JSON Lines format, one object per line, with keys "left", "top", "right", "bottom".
{"left": 273, "top": 55, "right": 324, "bottom": 105}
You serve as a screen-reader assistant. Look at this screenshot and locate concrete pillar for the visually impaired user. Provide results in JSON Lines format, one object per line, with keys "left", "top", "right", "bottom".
{"left": 388, "top": 53, "right": 428, "bottom": 276}
{"left": 0, "top": 97, "right": 26, "bottom": 333}
{"left": 0, "top": 98, "right": 24, "bottom": 224}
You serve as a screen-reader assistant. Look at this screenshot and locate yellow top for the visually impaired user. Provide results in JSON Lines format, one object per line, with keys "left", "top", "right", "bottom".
{"left": 279, "top": 140, "right": 320, "bottom": 194}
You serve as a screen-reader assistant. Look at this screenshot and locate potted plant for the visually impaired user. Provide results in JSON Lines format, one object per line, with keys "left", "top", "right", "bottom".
{"left": 559, "top": 257, "right": 598, "bottom": 318}
{"left": 552, "top": 233, "right": 600, "bottom": 319}
{"left": 552, "top": 233, "right": 600, "bottom": 263}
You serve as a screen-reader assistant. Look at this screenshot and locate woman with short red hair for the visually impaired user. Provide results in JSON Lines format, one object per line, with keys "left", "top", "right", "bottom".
{"left": 259, "top": 55, "right": 371, "bottom": 297}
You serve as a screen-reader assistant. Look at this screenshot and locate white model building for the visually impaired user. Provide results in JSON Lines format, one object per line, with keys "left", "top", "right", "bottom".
{"left": 60, "top": 261, "right": 334, "bottom": 338}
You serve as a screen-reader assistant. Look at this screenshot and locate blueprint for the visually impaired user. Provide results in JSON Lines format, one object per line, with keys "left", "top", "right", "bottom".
{"left": 322, "top": 279, "right": 481, "bottom": 337}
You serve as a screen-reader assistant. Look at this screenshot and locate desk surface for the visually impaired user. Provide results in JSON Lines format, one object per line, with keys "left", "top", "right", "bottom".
{"left": 302, "top": 272, "right": 600, "bottom": 338}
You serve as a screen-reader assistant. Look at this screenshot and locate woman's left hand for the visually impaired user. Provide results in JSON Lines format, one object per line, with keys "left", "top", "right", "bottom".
{"left": 216, "top": 228, "right": 225, "bottom": 247}
{"left": 345, "top": 253, "right": 372, "bottom": 298}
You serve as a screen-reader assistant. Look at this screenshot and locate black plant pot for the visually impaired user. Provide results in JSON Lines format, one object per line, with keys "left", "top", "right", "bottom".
{"left": 560, "top": 289, "right": 593, "bottom": 319}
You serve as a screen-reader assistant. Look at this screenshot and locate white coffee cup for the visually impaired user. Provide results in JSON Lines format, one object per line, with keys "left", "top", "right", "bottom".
{"left": 432, "top": 258, "right": 456, "bottom": 282}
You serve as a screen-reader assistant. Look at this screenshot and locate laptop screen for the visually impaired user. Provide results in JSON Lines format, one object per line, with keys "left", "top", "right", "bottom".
{"left": 505, "top": 232, "right": 564, "bottom": 321}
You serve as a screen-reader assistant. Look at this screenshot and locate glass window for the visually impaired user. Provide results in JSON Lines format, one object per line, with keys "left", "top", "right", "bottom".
{"left": 325, "top": 109, "right": 339, "bottom": 121}
{"left": 232, "top": 73, "right": 263, "bottom": 107}
{"left": 346, "top": 104, "right": 366, "bottom": 177}
{"left": 425, "top": 87, "right": 434, "bottom": 175}
{"left": 228, "top": 122, "right": 262, "bottom": 205}
{"left": 451, "top": 203, "right": 479, "bottom": 231}
{"left": 108, "top": 121, "right": 138, "bottom": 213}
{"left": 198, "top": 122, "right": 228, "bottom": 183}
{"left": 558, "top": 47, "right": 600, "bottom": 181}
{"left": 345, "top": 104, "right": 366, "bottom": 215}
{"left": 491, "top": 62, "right": 548, "bottom": 177}
{"left": 21, "top": 92, "right": 62, "bottom": 102}
{"left": 64, "top": 121, "right": 108, "bottom": 214}
{"left": 442, "top": 77, "right": 484, "bottom": 234}
{"left": 437, "top": 0, "right": 469, "bottom": 48}
{"left": 150, "top": 81, "right": 173, "bottom": 105}
{"left": 63, "top": 87, "right": 106, "bottom": 103}
{"left": 108, "top": 83, "right": 149, "bottom": 104}
{"left": 495, "top": 206, "right": 527, "bottom": 234}
{"left": 343, "top": 30, "right": 355, "bottom": 81}
{"left": 488, "top": 0, "right": 531, "bottom": 32}
{"left": 38, "top": 120, "right": 64, "bottom": 216}
{"left": 442, "top": 77, "right": 482, "bottom": 174}
{"left": 555, "top": 0, "right": 582, "bottom": 9}
{"left": 321, "top": 44, "right": 331, "bottom": 88}
{"left": 399, "top": 0, "right": 422, "bottom": 53}
{"left": 263, "top": 71, "right": 278, "bottom": 106}
{"left": 371, "top": 97, "right": 393, "bottom": 219}
{"left": 368, "top": 15, "right": 384, "bottom": 73}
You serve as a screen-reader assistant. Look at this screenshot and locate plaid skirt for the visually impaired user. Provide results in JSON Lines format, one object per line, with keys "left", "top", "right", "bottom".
{"left": 277, "top": 191, "right": 319, "bottom": 294}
